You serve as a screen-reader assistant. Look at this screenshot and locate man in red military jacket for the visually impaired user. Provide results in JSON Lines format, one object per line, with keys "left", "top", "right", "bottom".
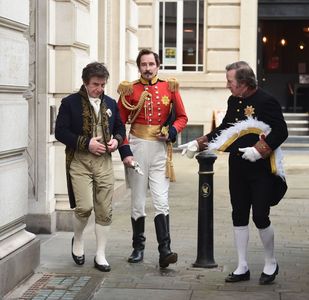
{"left": 117, "top": 49, "right": 188, "bottom": 268}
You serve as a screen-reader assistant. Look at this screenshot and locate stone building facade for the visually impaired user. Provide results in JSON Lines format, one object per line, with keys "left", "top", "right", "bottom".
{"left": 0, "top": 0, "right": 257, "bottom": 296}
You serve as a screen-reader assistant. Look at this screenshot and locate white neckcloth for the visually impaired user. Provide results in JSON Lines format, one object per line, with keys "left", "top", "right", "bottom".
{"left": 89, "top": 97, "right": 101, "bottom": 116}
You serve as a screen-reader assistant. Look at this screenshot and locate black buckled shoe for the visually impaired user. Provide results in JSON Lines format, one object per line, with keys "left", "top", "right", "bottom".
{"left": 94, "top": 257, "right": 111, "bottom": 272}
{"left": 225, "top": 270, "right": 250, "bottom": 282}
{"left": 71, "top": 237, "right": 85, "bottom": 265}
{"left": 259, "top": 264, "right": 279, "bottom": 285}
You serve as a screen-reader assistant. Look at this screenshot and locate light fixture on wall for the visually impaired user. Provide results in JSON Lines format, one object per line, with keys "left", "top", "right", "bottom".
{"left": 299, "top": 42, "right": 305, "bottom": 50}
{"left": 184, "top": 28, "right": 194, "bottom": 33}
{"left": 280, "top": 38, "right": 287, "bottom": 46}
{"left": 303, "top": 27, "right": 309, "bottom": 33}
{"left": 262, "top": 36, "right": 267, "bottom": 43}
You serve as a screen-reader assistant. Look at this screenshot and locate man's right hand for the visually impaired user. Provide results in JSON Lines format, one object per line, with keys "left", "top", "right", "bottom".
{"left": 178, "top": 140, "right": 199, "bottom": 158}
{"left": 123, "top": 156, "right": 134, "bottom": 168}
{"left": 89, "top": 136, "right": 106, "bottom": 155}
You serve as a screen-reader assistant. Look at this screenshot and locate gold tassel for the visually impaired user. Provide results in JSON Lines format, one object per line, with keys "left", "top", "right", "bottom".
{"left": 117, "top": 81, "right": 134, "bottom": 96}
{"left": 165, "top": 142, "right": 176, "bottom": 182}
{"left": 167, "top": 78, "right": 179, "bottom": 92}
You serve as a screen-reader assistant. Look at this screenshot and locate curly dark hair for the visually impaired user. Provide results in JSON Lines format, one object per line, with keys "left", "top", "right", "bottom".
{"left": 82, "top": 62, "right": 109, "bottom": 84}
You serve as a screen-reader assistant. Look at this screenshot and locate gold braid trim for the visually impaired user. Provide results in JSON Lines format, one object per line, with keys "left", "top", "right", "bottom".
{"left": 217, "top": 128, "right": 263, "bottom": 152}
{"left": 79, "top": 86, "right": 93, "bottom": 151}
{"left": 120, "top": 90, "right": 151, "bottom": 124}
{"left": 117, "top": 80, "right": 139, "bottom": 96}
{"left": 167, "top": 78, "right": 179, "bottom": 92}
{"left": 166, "top": 142, "right": 176, "bottom": 182}
{"left": 99, "top": 99, "right": 111, "bottom": 147}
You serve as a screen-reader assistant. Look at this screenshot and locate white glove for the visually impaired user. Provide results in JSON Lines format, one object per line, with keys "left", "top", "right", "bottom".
{"left": 131, "top": 161, "right": 144, "bottom": 176}
{"left": 178, "top": 140, "right": 198, "bottom": 158}
{"left": 239, "top": 147, "right": 262, "bottom": 162}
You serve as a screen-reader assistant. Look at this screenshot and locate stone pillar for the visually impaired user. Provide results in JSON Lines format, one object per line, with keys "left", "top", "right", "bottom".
{"left": 0, "top": 0, "right": 39, "bottom": 297}
{"left": 52, "top": 0, "right": 97, "bottom": 230}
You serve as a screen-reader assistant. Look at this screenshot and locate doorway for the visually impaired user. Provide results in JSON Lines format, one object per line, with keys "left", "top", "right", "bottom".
{"left": 257, "top": 1, "right": 309, "bottom": 112}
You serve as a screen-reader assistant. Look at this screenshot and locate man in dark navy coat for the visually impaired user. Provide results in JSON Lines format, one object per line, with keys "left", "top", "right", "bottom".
{"left": 180, "top": 61, "right": 288, "bottom": 285}
{"left": 55, "top": 62, "right": 126, "bottom": 272}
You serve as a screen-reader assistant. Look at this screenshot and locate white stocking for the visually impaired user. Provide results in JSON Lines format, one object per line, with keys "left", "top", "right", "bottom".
{"left": 259, "top": 225, "right": 277, "bottom": 275}
{"left": 95, "top": 223, "right": 110, "bottom": 266}
{"left": 72, "top": 214, "right": 88, "bottom": 256}
{"left": 233, "top": 226, "right": 249, "bottom": 275}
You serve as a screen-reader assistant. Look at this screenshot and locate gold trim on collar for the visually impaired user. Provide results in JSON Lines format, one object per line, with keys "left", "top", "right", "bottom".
{"left": 140, "top": 75, "right": 158, "bottom": 85}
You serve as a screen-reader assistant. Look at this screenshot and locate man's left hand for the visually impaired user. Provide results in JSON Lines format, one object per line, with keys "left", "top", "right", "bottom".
{"left": 107, "top": 138, "right": 118, "bottom": 152}
{"left": 239, "top": 147, "right": 262, "bottom": 162}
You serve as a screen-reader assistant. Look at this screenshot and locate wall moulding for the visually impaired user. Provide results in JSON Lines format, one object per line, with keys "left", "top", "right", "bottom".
{"left": 0, "top": 217, "right": 25, "bottom": 239}
{"left": 0, "top": 85, "right": 28, "bottom": 94}
{"left": 55, "top": 0, "right": 90, "bottom": 7}
{"left": 0, "top": 16, "right": 28, "bottom": 32}
{"left": 54, "top": 42, "right": 89, "bottom": 51}
{"left": 0, "top": 149, "right": 25, "bottom": 161}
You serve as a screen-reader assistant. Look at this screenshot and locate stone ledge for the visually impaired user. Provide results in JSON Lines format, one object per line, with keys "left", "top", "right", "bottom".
{"left": 0, "top": 238, "right": 40, "bottom": 299}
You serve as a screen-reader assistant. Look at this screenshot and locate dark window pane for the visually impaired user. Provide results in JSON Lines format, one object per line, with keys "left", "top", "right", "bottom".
{"left": 180, "top": 125, "right": 204, "bottom": 144}
{"left": 159, "top": 2, "right": 177, "bottom": 67}
{"left": 183, "top": 1, "right": 197, "bottom": 66}
{"left": 164, "top": 66, "right": 177, "bottom": 70}
{"left": 159, "top": 2, "right": 163, "bottom": 63}
{"left": 165, "top": 2, "right": 177, "bottom": 48}
{"left": 183, "top": 66, "right": 196, "bottom": 71}
{"left": 198, "top": 0, "right": 204, "bottom": 64}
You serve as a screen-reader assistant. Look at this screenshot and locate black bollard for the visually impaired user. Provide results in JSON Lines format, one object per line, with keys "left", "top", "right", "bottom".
{"left": 193, "top": 150, "right": 218, "bottom": 268}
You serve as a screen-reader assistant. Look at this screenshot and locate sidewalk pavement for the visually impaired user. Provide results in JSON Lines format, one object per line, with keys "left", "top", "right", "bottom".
{"left": 5, "top": 151, "right": 309, "bottom": 300}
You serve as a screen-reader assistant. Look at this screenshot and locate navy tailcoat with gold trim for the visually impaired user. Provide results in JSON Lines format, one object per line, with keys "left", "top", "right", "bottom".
{"left": 55, "top": 86, "right": 126, "bottom": 208}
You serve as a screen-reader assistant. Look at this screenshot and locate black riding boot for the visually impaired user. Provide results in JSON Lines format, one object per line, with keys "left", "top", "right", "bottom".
{"left": 154, "top": 214, "right": 178, "bottom": 268}
{"left": 128, "top": 217, "right": 146, "bottom": 263}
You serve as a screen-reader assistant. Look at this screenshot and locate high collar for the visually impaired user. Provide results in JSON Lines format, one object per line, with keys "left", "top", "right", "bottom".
{"left": 139, "top": 75, "right": 159, "bottom": 85}
{"left": 239, "top": 87, "right": 258, "bottom": 99}
{"left": 79, "top": 84, "right": 104, "bottom": 101}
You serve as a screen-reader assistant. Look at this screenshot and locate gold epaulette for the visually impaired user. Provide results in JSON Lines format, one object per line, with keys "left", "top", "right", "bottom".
{"left": 167, "top": 78, "right": 179, "bottom": 92}
{"left": 117, "top": 80, "right": 138, "bottom": 96}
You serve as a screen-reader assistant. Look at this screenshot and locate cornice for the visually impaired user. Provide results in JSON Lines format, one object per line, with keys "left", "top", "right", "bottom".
{"left": 0, "top": 85, "right": 28, "bottom": 94}
{"left": 0, "top": 16, "right": 28, "bottom": 32}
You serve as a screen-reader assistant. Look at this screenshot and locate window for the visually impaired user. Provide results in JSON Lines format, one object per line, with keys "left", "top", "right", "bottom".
{"left": 159, "top": 0, "right": 204, "bottom": 72}
{"left": 178, "top": 125, "right": 204, "bottom": 145}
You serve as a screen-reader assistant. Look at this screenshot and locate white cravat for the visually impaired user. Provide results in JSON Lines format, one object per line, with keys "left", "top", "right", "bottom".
{"left": 89, "top": 97, "right": 101, "bottom": 116}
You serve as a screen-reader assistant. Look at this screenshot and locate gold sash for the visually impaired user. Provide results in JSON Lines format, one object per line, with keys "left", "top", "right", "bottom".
{"left": 130, "top": 124, "right": 161, "bottom": 141}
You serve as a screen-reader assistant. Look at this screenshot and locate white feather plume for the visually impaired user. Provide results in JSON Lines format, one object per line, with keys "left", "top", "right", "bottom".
{"left": 208, "top": 117, "right": 285, "bottom": 178}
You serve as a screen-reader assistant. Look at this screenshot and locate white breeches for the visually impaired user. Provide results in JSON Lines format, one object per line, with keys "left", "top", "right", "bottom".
{"left": 127, "top": 135, "right": 170, "bottom": 220}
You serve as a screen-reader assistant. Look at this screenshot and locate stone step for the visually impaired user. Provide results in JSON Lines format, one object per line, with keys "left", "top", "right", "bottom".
{"left": 286, "top": 120, "right": 309, "bottom": 125}
{"left": 287, "top": 128, "right": 309, "bottom": 136}
{"left": 285, "top": 135, "right": 309, "bottom": 143}
{"left": 283, "top": 112, "right": 309, "bottom": 121}
{"left": 283, "top": 135, "right": 309, "bottom": 151}
{"left": 282, "top": 143, "right": 309, "bottom": 151}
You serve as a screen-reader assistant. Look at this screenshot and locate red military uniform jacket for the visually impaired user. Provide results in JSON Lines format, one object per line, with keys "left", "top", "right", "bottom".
{"left": 117, "top": 75, "right": 188, "bottom": 160}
